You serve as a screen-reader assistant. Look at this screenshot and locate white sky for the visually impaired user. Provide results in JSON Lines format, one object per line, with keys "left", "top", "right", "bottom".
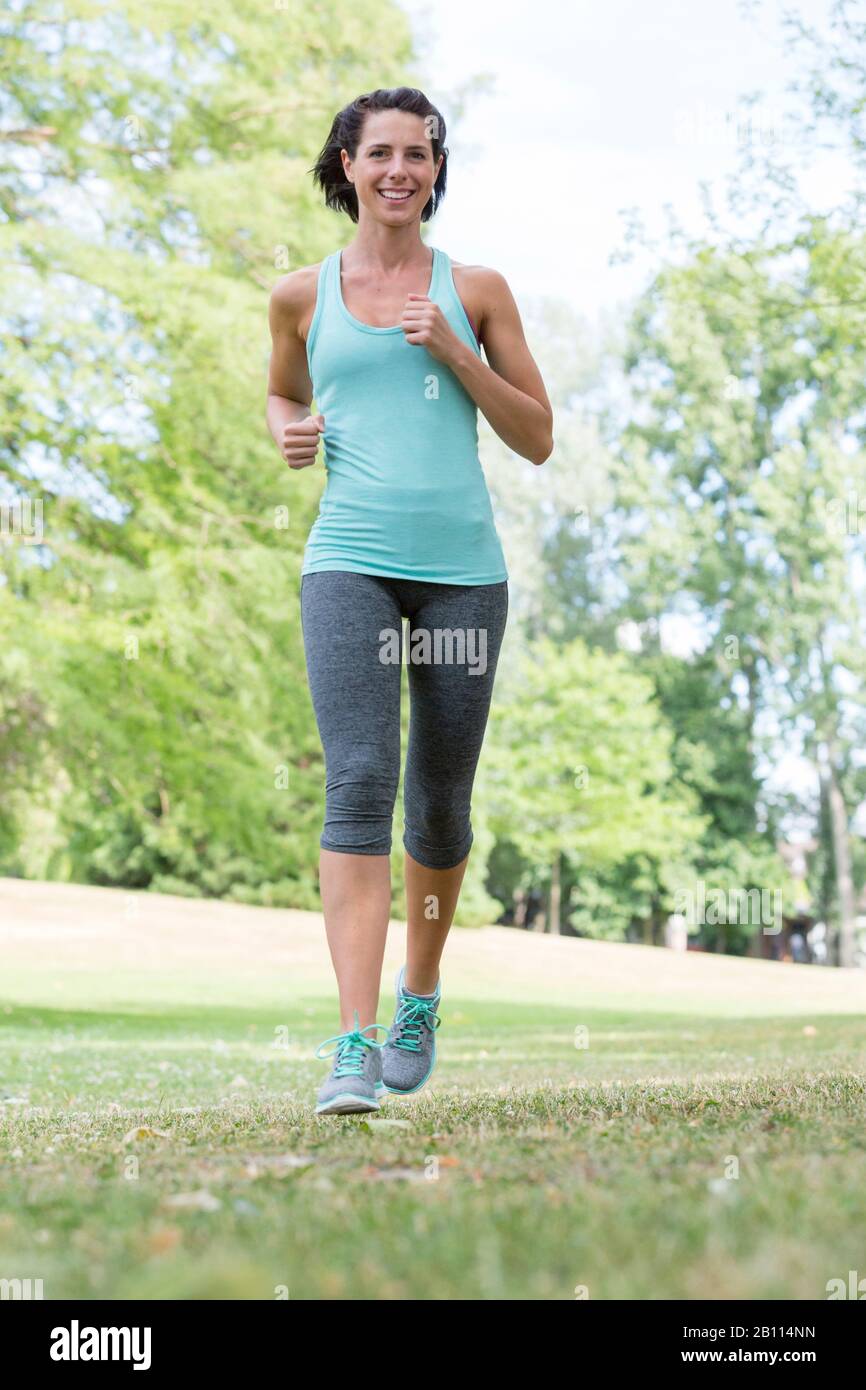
{"left": 401, "top": 0, "right": 853, "bottom": 332}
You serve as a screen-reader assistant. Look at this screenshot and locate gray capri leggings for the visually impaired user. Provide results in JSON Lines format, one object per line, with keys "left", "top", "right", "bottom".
{"left": 300, "top": 570, "right": 508, "bottom": 870}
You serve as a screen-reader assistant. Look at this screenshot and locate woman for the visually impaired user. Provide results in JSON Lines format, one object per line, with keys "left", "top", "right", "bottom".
{"left": 266, "top": 87, "right": 553, "bottom": 1115}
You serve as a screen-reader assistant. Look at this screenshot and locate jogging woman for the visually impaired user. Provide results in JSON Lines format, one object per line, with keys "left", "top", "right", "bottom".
{"left": 266, "top": 87, "right": 553, "bottom": 1114}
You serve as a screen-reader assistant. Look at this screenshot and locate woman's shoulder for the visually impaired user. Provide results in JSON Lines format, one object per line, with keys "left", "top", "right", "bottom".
{"left": 445, "top": 258, "right": 512, "bottom": 339}
{"left": 269, "top": 259, "right": 329, "bottom": 343}
{"left": 270, "top": 258, "right": 327, "bottom": 310}
{"left": 447, "top": 261, "right": 508, "bottom": 303}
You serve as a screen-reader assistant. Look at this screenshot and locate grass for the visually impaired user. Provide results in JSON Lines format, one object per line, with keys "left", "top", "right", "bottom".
{"left": 1, "top": 878, "right": 865, "bottom": 1300}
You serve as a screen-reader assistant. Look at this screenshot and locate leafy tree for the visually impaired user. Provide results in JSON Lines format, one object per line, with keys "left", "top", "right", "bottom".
{"left": 610, "top": 221, "right": 866, "bottom": 963}
{"left": 486, "top": 634, "right": 706, "bottom": 935}
{"left": 0, "top": 0, "right": 424, "bottom": 905}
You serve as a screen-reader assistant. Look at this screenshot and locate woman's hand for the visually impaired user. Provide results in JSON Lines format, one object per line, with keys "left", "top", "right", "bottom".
{"left": 401, "top": 295, "right": 463, "bottom": 367}
{"left": 282, "top": 413, "right": 324, "bottom": 469}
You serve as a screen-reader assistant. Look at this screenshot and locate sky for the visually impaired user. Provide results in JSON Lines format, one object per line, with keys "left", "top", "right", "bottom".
{"left": 400, "top": 0, "right": 852, "bottom": 330}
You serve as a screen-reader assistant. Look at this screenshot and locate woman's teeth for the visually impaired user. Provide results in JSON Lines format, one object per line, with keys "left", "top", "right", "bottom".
{"left": 378, "top": 189, "right": 413, "bottom": 201}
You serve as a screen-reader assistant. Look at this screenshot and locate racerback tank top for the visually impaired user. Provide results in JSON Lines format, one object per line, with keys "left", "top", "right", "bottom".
{"left": 301, "top": 245, "right": 508, "bottom": 585}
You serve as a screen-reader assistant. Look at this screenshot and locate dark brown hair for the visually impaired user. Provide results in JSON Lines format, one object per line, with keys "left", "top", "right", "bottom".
{"left": 309, "top": 87, "right": 448, "bottom": 223}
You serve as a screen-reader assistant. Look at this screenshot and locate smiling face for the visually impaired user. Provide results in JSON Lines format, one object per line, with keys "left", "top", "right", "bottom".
{"left": 341, "top": 108, "right": 444, "bottom": 224}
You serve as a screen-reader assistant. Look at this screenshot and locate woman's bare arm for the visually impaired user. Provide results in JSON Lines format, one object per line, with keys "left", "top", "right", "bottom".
{"left": 266, "top": 270, "right": 324, "bottom": 467}
{"left": 435, "top": 267, "right": 554, "bottom": 466}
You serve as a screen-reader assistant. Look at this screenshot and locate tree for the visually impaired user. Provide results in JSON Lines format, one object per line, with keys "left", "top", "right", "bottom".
{"left": 0, "top": 0, "right": 426, "bottom": 902}
{"left": 486, "top": 635, "right": 706, "bottom": 935}
{"left": 610, "top": 224, "right": 866, "bottom": 963}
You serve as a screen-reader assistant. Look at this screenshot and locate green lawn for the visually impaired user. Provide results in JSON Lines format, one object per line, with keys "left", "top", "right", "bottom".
{"left": 1, "top": 879, "right": 865, "bottom": 1300}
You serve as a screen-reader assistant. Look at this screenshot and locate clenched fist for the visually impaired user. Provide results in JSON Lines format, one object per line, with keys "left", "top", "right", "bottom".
{"left": 401, "top": 295, "right": 463, "bottom": 366}
{"left": 283, "top": 413, "right": 325, "bottom": 469}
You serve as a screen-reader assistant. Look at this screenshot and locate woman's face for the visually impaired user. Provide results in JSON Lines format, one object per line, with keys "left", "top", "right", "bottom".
{"left": 342, "top": 109, "right": 444, "bottom": 224}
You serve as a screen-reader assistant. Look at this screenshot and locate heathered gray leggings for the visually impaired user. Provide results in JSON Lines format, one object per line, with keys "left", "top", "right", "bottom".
{"left": 300, "top": 570, "right": 508, "bottom": 870}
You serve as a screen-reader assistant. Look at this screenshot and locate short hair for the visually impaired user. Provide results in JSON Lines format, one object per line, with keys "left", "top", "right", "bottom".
{"left": 309, "top": 87, "right": 448, "bottom": 223}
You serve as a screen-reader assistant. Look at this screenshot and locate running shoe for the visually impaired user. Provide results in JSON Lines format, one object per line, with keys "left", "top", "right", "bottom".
{"left": 381, "top": 965, "right": 442, "bottom": 1096}
{"left": 314, "top": 1010, "right": 388, "bottom": 1115}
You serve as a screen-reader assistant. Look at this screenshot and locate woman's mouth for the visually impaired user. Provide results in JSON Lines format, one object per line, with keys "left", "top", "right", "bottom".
{"left": 377, "top": 188, "right": 414, "bottom": 203}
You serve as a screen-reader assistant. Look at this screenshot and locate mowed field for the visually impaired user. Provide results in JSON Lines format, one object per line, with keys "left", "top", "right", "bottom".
{"left": 1, "top": 876, "right": 865, "bottom": 1300}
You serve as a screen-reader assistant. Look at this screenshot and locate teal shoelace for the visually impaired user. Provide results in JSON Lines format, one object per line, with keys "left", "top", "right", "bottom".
{"left": 392, "top": 994, "right": 441, "bottom": 1053}
{"left": 315, "top": 1009, "right": 388, "bottom": 1078}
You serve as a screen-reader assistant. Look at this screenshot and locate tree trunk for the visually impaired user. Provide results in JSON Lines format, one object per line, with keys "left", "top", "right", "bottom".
{"left": 821, "top": 741, "right": 856, "bottom": 968}
{"left": 548, "top": 851, "right": 561, "bottom": 935}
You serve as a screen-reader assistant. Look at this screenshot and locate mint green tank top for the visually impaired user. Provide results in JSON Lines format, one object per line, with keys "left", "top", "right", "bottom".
{"left": 301, "top": 246, "right": 508, "bottom": 585}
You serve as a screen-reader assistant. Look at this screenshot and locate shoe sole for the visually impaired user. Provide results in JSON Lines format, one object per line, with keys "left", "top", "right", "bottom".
{"left": 315, "top": 1083, "right": 387, "bottom": 1116}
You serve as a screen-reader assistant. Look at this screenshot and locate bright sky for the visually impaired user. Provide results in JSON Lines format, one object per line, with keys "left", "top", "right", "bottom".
{"left": 401, "top": 0, "right": 852, "bottom": 331}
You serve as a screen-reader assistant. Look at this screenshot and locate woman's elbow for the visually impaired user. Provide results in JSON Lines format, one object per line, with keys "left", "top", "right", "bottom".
{"left": 531, "top": 432, "right": 554, "bottom": 466}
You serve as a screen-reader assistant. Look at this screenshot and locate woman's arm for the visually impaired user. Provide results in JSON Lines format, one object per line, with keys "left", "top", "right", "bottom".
{"left": 266, "top": 270, "right": 325, "bottom": 468}
{"left": 402, "top": 267, "right": 554, "bottom": 466}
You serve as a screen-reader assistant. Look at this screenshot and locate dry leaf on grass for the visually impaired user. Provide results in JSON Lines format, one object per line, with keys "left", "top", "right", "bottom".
{"left": 144, "top": 1226, "right": 182, "bottom": 1255}
{"left": 242, "top": 1155, "right": 316, "bottom": 1180}
{"left": 359, "top": 1164, "right": 428, "bottom": 1183}
{"left": 162, "top": 1189, "right": 221, "bottom": 1212}
{"left": 358, "top": 1118, "right": 412, "bottom": 1133}
{"left": 122, "top": 1126, "right": 170, "bottom": 1143}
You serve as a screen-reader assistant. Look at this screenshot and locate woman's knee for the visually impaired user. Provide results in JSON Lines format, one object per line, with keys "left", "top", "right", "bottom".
{"left": 321, "top": 753, "right": 399, "bottom": 855}
{"left": 402, "top": 786, "right": 473, "bottom": 869}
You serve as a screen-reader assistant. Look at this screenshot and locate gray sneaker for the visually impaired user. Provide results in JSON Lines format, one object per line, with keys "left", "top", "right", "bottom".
{"left": 314, "top": 1011, "right": 389, "bottom": 1115}
{"left": 381, "top": 965, "right": 442, "bottom": 1096}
